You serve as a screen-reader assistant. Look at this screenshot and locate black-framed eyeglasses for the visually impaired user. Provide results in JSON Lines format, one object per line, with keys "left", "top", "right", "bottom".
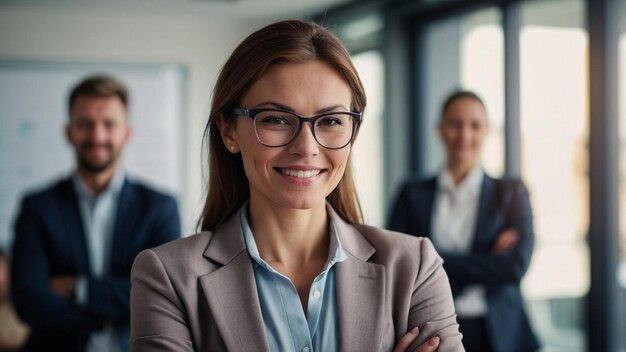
{"left": 231, "top": 108, "right": 361, "bottom": 150}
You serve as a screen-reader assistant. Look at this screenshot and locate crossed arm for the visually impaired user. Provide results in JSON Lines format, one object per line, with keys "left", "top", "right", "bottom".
{"left": 11, "top": 198, "right": 102, "bottom": 333}
{"left": 439, "top": 182, "right": 534, "bottom": 288}
{"left": 12, "top": 196, "right": 180, "bottom": 332}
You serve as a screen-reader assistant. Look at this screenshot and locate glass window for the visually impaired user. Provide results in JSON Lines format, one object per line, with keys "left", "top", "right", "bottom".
{"left": 519, "top": 0, "right": 587, "bottom": 350}
{"left": 419, "top": 7, "right": 505, "bottom": 176}
{"left": 352, "top": 50, "right": 385, "bottom": 226}
{"left": 336, "top": 13, "right": 384, "bottom": 54}
{"left": 330, "top": 11, "right": 386, "bottom": 227}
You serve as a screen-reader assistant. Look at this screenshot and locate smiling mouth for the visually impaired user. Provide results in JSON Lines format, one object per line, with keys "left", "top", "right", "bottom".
{"left": 277, "top": 168, "right": 323, "bottom": 178}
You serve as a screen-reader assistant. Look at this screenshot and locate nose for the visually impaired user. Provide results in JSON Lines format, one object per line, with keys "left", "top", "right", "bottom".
{"left": 287, "top": 122, "right": 319, "bottom": 156}
{"left": 459, "top": 125, "right": 473, "bottom": 143}
{"left": 88, "top": 123, "right": 108, "bottom": 143}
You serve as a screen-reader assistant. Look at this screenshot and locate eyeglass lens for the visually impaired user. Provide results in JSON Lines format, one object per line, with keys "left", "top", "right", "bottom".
{"left": 253, "top": 110, "right": 355, "bottom": 148}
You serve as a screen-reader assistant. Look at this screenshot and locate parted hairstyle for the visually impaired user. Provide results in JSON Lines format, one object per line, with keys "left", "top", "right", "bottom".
{"left": 440, "top": 89, "right": 486, "bottom": 120}
{"left": 199, "top": 20, "right": 367, "bottom": 232}
{"left": 68, "top": 75, "right": 129, "bottom": 116}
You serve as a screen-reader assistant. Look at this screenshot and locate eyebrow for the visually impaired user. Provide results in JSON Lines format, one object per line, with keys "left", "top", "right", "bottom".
{"left": 253, "top": 101, "right": 350, "bottom": 114}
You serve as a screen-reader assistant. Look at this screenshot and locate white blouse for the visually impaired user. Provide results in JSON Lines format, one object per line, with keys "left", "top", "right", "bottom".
{"left": 431, "top": 165, "right": 487, "bottom": 318}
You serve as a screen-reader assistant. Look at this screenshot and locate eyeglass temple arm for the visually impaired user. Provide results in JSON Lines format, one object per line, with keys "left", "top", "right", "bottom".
{"left": 232, "top": 108, "right": 249, "bottom": 116}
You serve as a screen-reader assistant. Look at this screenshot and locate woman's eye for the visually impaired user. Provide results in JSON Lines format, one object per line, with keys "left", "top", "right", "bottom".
{"left": 447, "top": 120, "right": 462, "bottom": 129}
{"left": 317, "top": 116, "right": 344, "bottom": 127}
{"left": 259, "top": 115, "right": 292, "bottom": 125}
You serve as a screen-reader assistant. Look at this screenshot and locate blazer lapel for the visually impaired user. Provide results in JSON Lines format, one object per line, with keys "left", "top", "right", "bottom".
{"left": 198, "top": 210, "right": 269, "bottom": 352}
{"left": 423, "top": 178, "right": 437, "bottom": 238}
{"left": 111, "top": 180, "right": 139, "bottom": 272}
{"left": 472, "top": 175, "right": 495, "bottom": 251}
{"left": 60, "top": 179, "right": 90, "bottom": 274}
{"left": 331, "top": 208, "right": 386, "bottom": 351}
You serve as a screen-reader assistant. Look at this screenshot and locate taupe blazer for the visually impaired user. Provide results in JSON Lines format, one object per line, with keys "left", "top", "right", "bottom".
{"left": 130, "top": 206, "right": 464, "bottom": 351}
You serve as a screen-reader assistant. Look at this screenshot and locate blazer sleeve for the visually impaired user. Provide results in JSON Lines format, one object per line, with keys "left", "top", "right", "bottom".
{"left": 440, "top": 181, "right": 535, "bottom": 287}
{"left": 84, "top": 196, "right": 181, "bottom": 324}
{"left": 11, "top": 196, "right": 101, "bottom": 333}
{"left": 130, "top": 249, "right": 194, "bottom": 351}
{"left": 407, "top": 238, "right": 464, "bottom": 352}
{"left": 146, "top": 196, "right": 182, "bottom": 248}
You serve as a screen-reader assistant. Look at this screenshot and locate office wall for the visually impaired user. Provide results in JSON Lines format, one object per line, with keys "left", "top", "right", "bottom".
{"left": 0, "top": 6, "right": 263, "bottom": 235}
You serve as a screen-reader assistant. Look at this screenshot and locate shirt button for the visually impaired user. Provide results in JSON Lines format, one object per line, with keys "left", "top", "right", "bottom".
{"left": 313, "top": 290, "right": 321, "bottom": 300}
{"left": 302, "top": 347, "right": 310, "bottom": 352}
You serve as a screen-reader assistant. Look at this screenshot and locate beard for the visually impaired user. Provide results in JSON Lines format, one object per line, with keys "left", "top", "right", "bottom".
{"left": 76, "top": 142, "right": 121, "bottom": 173}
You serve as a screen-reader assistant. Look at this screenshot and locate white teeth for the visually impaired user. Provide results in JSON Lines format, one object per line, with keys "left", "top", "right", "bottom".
{"left": 281, "top": 168, "right": 321, "bottom": 178}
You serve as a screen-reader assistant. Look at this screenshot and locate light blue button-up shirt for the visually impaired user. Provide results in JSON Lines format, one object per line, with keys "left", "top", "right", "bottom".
{"left": 241, "top": 205, "right": 347, "bottom": 352}
{"left": 72, "top": 169, "right": 125, "bottom": 352}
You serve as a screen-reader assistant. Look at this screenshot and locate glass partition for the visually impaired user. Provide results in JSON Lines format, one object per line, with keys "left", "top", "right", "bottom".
{"left": 352, "top": 50, "right": 385, "bottom": 226}
{"left": 519, "top": 1, "right": 588, "bottom": 350}
{"left": 418, "top": 7, "right": 505, "bottom": 176}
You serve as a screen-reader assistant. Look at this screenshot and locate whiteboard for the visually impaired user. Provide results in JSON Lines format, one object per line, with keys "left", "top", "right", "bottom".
{"left": 0, "top": 61, "right": 186, "bottom": 250}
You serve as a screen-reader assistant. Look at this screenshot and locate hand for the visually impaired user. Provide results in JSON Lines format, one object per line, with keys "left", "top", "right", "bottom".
{"left": 50, "top": 275, "right": 76, "bottom": 299}
{"left": 393, "top": 326, "right": 440, "bottom": 352}
{"left": 491, "top": 228, "right": 520, "bottom": 253}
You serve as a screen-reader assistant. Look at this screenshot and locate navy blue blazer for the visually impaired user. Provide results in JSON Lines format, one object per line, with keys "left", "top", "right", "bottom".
{"left": 11, "top": 177, "right": 181, "bottom": 352}
{"left": 388, "top": 174, "right": 540, "bottom": 352}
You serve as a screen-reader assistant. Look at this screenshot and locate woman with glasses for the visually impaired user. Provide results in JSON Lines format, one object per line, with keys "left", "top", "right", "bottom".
{"left": 389, "top": 91, "right": 539, "bottom": 352}
{"left": 130, "top": 20, "right": 463, "bottom": 352}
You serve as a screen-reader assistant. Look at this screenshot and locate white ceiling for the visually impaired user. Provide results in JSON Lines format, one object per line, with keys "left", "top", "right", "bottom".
{"left": 0, "top": 0, "right": 354, "bottom": 21}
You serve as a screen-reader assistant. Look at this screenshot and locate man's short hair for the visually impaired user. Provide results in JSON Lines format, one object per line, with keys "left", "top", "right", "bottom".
{"left": 68, "top": 75, "right": 129, "bottom": 115}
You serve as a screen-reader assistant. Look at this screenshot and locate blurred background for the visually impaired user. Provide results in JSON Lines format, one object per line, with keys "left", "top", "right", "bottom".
{"left": 0, "top": 0, "right": 625, "bottom": 351}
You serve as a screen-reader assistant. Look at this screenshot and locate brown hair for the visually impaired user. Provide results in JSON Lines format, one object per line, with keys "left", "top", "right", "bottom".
{"left": 440, "top": 89, "right": 486, "bottom": 120}
{"left": 68, "top": 75, "right": 129, "bottom": 116}
{"left": 199, "top": 20, "right": 366, "bottom": 232}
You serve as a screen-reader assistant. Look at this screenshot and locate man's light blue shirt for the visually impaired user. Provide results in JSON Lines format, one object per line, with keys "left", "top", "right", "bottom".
{"left": 72, "top": 169, "right": 125, "bottom": 352}
{"left": 241, "top": 205, "right": 347, "bottom": 352}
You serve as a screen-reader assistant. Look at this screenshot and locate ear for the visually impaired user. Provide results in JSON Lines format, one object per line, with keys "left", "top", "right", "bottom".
{"left": 437, "top": 119, "right": 444, "bottom": 138}
{"left": 124, "top": 125, "right": 133, "bottom": 146}
{"left": 65, "top": 123, "right": 74, "bottom": 145}
{"left": 215, "top": 113, "right": 240, "bottom": 153}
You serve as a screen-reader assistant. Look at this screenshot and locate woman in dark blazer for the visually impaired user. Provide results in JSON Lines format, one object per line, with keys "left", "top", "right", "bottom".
{"left": 130, "top": 20, "right": 464, "bottom": 352}
{"left": 389, "top": 91, "right": 540, "bottom": 352}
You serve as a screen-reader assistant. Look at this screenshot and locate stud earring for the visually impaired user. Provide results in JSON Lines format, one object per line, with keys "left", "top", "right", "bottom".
{"left": 230, "top": 146, "right": 235, "bottom": 151}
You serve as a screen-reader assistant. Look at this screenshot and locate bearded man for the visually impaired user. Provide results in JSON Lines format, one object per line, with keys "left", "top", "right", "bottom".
{"left": 11, "top": 75, "right": 181, "bottom": 352}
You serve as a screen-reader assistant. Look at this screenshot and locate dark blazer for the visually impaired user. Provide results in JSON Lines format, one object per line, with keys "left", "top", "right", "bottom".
{"left": 388, "top": 174, "right": 540, "bottom": 352}
{"left": 129, "top": 206, "right": 465, "bottom": 351}
{"left": 11, "top": 177, "right": 181, "bottom": 352}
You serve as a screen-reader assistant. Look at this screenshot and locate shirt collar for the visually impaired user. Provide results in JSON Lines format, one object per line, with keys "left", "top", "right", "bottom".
{"left": 72, "top": 167, "right": 125, "bottom": 201}
{"left": 240, "top": 202, "right": 347, "bottom": 273}
{"left": 437, "top": 164, "right": 484, "bottom": 197}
